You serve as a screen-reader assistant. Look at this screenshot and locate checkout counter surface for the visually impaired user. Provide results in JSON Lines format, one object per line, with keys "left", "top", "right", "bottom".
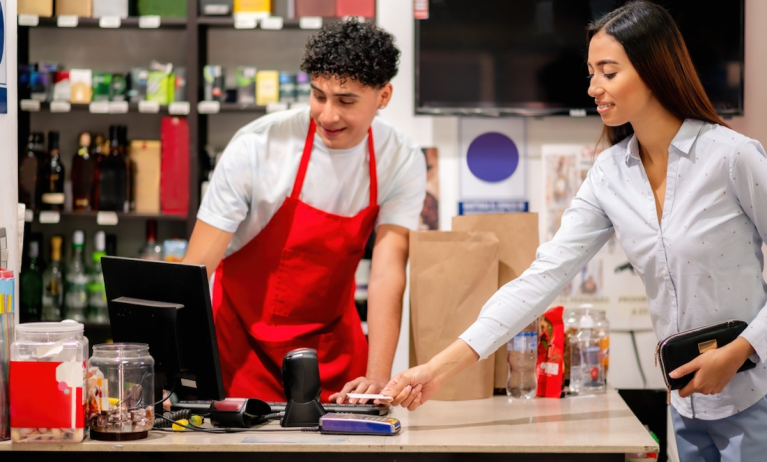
{"left": 0, "top": 390, "right": 658, "bottom": 461}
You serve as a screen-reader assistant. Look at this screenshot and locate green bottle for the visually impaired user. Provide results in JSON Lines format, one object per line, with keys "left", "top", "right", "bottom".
{"left": 88, "top": 231, "right": 108, "bottom": 323}
{"left": 20, "top": 240, "right": 44, "bottom": 322}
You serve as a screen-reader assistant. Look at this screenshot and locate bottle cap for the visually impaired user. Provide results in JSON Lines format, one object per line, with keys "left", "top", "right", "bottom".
{"left": 94, "top": 231, "right": 106, "bottom": 252}
{"left": 29, "top": 241, "right": 39, "bottom": 258}
{"left": 579, "top": 315, "right": 594, "bottom": 329}
{"left": 73, "top": 230, "right": 85, "bottom": 245}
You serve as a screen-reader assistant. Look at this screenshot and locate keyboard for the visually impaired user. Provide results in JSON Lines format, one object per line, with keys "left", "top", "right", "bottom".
{"left": 173, "top": 400, "right": 389, "bottom": 416}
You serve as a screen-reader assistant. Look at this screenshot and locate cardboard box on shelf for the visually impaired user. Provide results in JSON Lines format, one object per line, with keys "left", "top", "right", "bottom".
{"left": 130, "top": 141, "right": 162, "bottom": 214}
{"left": 146, "top": 71, "right": 174, "bottom": 105}
{"left": 137, "top": 0, "right": 187, "bottom": 18}
{"left": 203, "top": 65, "right": 225, "bottom": 102}
{"left": 91, "top": 72, "right": 112, "bottom": 102}
{"left": 128, "top": 68, "right": 149, "bottom": 103}
{"left": 236, "top": 67, "right": 257, "bottom": 105}
{"left": 256, "top": 70, "right": 279, "bottom": 106}
{"left": 295, "top": 0, "right": 334, "bottom": 17}
{"left": 273, "top": 0, "right": 294, "bottom": 18}
{"left": 92, "top": 0, "right": 129, "bottom": 18}
{"left": 336, "top": 0, "right": 374, "bottom": 18}
{"left": 18, "top": 0, "right": 54, "bottom": 17}
{"left": 55, "top": 0, "right": 92, "bottom": 17}
{"left": 234, "top": 0, "right": 271, "bottom": 15}
{"left": 70, "top": 69, "right": 92, "bottom": 103}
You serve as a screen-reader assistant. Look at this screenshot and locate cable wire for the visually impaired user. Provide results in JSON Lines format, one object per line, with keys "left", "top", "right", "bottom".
{"left": 152, "top": 414, "right": 317, "bottom": 434}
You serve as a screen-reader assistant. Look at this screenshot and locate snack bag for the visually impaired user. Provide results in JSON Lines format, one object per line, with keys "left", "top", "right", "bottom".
{"left": 536, "top": 306, "right": 565, "bottom": 398}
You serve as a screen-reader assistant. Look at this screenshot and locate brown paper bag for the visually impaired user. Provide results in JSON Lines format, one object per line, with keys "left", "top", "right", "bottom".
{"left": 452, "top": 213, "right": 540, "bottom": 390}
{"left": 409, "top": 231, "right": 498, "bottom": 400}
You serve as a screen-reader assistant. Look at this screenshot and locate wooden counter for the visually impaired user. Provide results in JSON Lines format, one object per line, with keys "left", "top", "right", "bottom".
{"left": 0, "top": 390, "right": 658, "bottom": 461}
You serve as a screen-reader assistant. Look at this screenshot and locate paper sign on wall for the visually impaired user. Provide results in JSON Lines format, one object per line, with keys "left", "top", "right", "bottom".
{"left": 458, "top": 118, "right": 528, "bottom": 215}
{"left": 0, "top": 0, "right": 7, "bottom": 114}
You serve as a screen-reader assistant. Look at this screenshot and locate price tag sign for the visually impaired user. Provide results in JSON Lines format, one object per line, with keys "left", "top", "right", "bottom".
{"left": 20, "top": 99, "right": 41, "bottom": 112}
{"left": 299, "top": 17, "right": 323, "bottom": 30}
{"left": 169, "top": 101, "right": 191, "bottom": 115}
{"left": 89, "top": 101, "right": 110, "bottom": 114}
{"left": 39, "top": 211, "right": 61, "bottom": 224}
{"left": 260, "top": 16, "right": 284, "bottom": 30}
{"left": 18, "top": 14, "right": 40, "bottom": 27}
{"left": 24, "top": 210, "right": 34, "bottom": 223}
{"left": 57, "top": 15, "right": 79, "bottom": 28}
{"left": 109, "top": 101, "right": 129, "bottom": 114}
{"left": 204, "top": 4, "right": 230, "bottom": 15}
{"left": 198, "top": 101, "right": 221, "bottom": 114}
{"left": 99, "top": 16, "right": 121, "bottom": 28}
{"left": 266, "top": 102, "right": 289, "bottom": 113}
{"left": 50, "top": 101, "right": 72, "bottom": 113}
{"left": 138, "top": 100, "right": 160, "bottom": 113}
{"left": 96, "top": 212, "right": 119, "bottom": 226}
{"left": 234, "top": 16, "right": 257, "bottom": 29}
{"left": 139, "top": 15, "right": 161, "bottom": 29}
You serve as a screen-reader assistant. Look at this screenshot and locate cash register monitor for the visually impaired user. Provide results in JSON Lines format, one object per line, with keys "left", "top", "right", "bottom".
{"left": 101, "top": 256, "right": 225, "bottom": 402}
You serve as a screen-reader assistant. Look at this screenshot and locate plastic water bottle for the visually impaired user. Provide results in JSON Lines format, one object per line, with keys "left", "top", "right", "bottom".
{"left": 507, "top": 321, "right": 538, "bottom": 399}
{"left": 570, "top": 313, "right": 605, "bottom": 394}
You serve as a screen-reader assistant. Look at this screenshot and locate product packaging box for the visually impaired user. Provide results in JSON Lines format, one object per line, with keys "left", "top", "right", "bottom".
{"left": 295, "top": 0, "right": 334, "bottom": 17}
{"left": 296, "top": 71, "right": 311, "bottom": 103}
{"left": 137, "top": 0, "right": 187, "bottom": 18}
{"left": 278, "top": 72, "right": 296, "bottom": 103}
{"left": 53, "top": 71, "right": 71, "bottom": 101}
{"left": 453, "top": 213, "right": 539, "bottom": 391}
{"left": 70, "top": 69, "right": 93, "bottom": 103}
{"left": 256, "top": 70, "right": 279, "bottom": 106}
{"left": 409, "top": 231, "right": 498, "bottom": 400}
{"left": 30, "top": 72, "right": 52, "bottom": 102}
{"left": 336, "top": 0, "right": 374, "bottom": 18}
{"left": 203, "top": 65, "right": 225, "bottom": 102}
{"left": 91, "top": 73, "right": 112, "bottom": 102}
{"left": 199, "top": 0, "right": 233, "bottom": 16}
{"left": 236, "top": 67, "right": 257, "bottom": 105}
{"left": 55, "top": 0, "right": 92, "bottom": 17}
{"left": 234, "top": 0, "right": 271, "bottom": 16}
{"left": 147, "top": 71, "right": 173, "bottom": 105}
{"left": 128, "top": 68, "right": 149, "bottom": 103}
{"left": 111, "top": 74, "right": 127, "bottom": 101}
{"left": 173, "top": 68, "right": 187, "bottom": 103}
{"left": 92, "top": 0, "right": 129, "bottom": 17}
{"left": 19, "top": 0, "right": 54, "bottom": 16}
{"left": 273, "top": 0, "right": 293, "bottom": 18}
{"left": 130, "top": 140, "right": 162, "bottom": 214}
{"left": 160, "top": 117, "right": 190, "bottom": 215}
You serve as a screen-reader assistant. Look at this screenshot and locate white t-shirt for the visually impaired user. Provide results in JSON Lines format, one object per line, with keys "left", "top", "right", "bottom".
{"left": 198, "top": 108, "right": 427, "bottom": 257}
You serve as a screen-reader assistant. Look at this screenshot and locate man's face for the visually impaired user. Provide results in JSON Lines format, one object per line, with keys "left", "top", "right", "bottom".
{"left": 309, "top": 75, "right": 393, "bottom": 150}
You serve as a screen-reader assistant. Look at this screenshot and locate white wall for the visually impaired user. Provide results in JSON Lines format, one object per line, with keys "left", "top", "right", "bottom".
{"left": 0, "top": 0, "right": 18, "bottom": 318}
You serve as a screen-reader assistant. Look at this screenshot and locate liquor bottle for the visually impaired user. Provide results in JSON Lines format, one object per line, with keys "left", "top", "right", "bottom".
{"left": 72, "top": 131, "right": 96, "bottom": 211}
{"left": 106, "top": 234, "right": 118, "bottom": 257}
{"left": 138, "top": 219, "right": 163, "bottom": 260}
{"left": 65, "top": 230, "right": 88, "bottom": 322}
{"left": 119, "top": 125, "right": 134, "bottom": 212}
{"left": 98, "top": 126, "right": 128, "bottom": 211}
{"left": 88, "top": 231, "right": 108, "bottom": 323}
{"left": 41, "top": 131, "right": 65, "bottom": 211}
{"left": 19, "top": 132, "right": 44, "bottom": 213}
{"left": 42, "top": 236, "right": 64, "bottom": 321}
{"left": 20, "top": 239, "right": 44, "bottom": 322}
{"left": 90, "top": 133, "right": 106, "bottom": 211}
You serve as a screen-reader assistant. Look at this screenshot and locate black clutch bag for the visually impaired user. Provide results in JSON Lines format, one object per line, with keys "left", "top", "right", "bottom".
{"left": 656, "top": 320, "right": 756, "bottom": 394}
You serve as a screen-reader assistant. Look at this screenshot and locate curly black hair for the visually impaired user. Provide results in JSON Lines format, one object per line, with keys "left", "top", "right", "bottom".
{"left": 300, "top": 19, "right": 400, "bottom": 89}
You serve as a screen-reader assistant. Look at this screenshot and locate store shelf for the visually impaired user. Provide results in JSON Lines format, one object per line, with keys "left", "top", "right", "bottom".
{"left": 20, "top": 101, "right": 175, "bottom": 114}
{"left": 218, "top": 103, "right": 268, "bottom": 113}
{"left": 197, "top": 16, "right": 342, "bottom": 28}
{"left": 19, "top": 16, "right": 188, "bottom": 29}
{"left": 29, "top": 211, "right": 188, "bottom": 225}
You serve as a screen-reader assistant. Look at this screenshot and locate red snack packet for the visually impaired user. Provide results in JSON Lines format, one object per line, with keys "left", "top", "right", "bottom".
{"left": 536, "top": 306, "right": 565, "bottom": 398}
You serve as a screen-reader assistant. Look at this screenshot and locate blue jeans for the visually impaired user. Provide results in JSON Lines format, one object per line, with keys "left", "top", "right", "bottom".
{"left": 671, "top": 395, "right": 767, "bottom": 462}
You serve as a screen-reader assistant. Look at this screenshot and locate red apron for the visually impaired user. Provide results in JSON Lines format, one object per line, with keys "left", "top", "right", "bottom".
{"left": 212, "top": 118, "right": 378, "bottom": 402}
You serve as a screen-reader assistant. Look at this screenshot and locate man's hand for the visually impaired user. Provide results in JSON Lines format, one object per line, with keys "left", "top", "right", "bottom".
{"left": 381, "top": 363, "right": 441, "bottom": 411}
{"left": 330, "top": 376, "right": 388, "bottom": 405}
{"left": 671, "top": 337, "right": 756, "bottom": 398}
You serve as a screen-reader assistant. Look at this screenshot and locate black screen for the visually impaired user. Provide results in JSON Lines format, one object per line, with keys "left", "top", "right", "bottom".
{"left": 416, "top": 0, "right": 744, "bottom": 116}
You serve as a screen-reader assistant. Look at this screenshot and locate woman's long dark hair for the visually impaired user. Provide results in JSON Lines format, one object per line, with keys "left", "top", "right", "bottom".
{"left": 588, "top": 1, "right": 728, "bottom": 146}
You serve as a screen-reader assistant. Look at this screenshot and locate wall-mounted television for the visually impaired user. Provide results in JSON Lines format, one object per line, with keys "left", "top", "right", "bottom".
{"left": 415, "top": 0, "right": 744, "bottom": 116}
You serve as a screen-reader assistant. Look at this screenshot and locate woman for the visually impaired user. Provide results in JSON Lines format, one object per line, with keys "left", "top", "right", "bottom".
{"left": 382, "top": 2, "right": 767, "bottom": 460}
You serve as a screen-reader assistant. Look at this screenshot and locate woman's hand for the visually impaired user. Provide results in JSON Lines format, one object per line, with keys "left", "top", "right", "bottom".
{"left": 381, "top": 339, "right": 480, "bottom": 411}
{"left": 671, "top": 337, "right": 756, "bottom": 398}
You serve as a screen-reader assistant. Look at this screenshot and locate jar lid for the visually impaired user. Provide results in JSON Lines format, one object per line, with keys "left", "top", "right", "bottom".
{"left": 579, "top": 315, "right": 594, "bottom": 328}
{"left": 17, "top": 322, "right": 84, "bottom": 333}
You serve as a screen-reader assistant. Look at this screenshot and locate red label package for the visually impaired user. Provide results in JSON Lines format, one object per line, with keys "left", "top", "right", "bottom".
{"left": 536, "top": 306, "right": 565, "bottom": 398}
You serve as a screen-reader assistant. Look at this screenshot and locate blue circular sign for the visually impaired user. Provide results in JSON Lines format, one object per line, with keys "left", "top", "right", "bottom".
{"left": 466, "top": 132, "right": 519, "bottom": 183}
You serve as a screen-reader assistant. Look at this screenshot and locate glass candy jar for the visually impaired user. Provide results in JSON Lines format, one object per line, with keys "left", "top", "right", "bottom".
{"left": 87, "top": 344, "right": 155, "bottom": 441}
{"left": 10, "top": 322, "right": 89, "bottom": 443}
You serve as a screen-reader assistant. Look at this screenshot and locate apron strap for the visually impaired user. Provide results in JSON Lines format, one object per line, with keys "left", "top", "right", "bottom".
{"left": 291, "top": 118, "right": 378, "bottom": 207}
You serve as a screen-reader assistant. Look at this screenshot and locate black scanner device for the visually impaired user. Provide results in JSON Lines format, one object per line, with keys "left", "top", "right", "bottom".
{"left": 281, "top": 348, "right": 327, "bottom": 427}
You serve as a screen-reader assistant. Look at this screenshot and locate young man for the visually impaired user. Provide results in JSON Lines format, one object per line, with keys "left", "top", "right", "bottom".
{"left": 183, "top": 19, "right": 426, "bottom": 404}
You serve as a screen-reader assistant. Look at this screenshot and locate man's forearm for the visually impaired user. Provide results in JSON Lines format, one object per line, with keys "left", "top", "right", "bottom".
{"left": 365, "top": 271, "right": 406, "bottom": 383}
